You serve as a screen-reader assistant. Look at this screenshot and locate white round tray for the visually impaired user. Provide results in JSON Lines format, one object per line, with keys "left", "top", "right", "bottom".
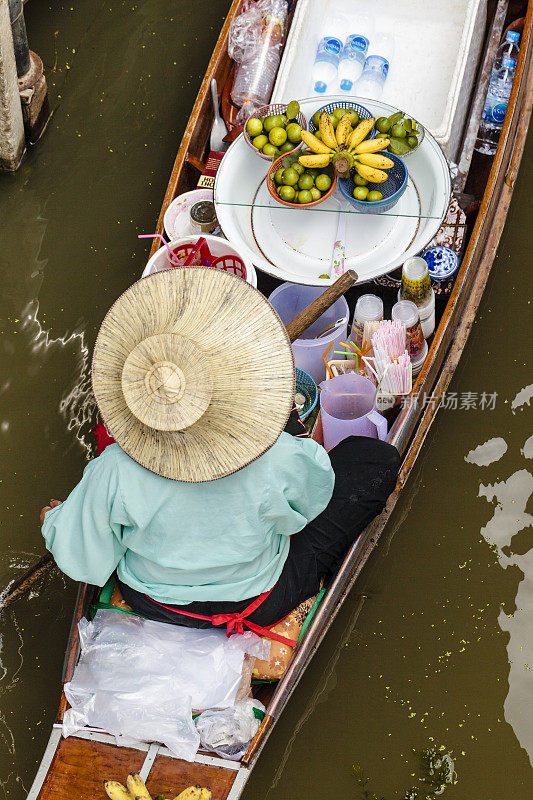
{"left": 214, "top": 96, "right": 451, "bottom": 286}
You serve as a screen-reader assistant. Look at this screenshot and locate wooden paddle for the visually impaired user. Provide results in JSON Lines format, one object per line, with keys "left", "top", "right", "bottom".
{"left": 0, "top": 271, "right": 358, "bottom": 613}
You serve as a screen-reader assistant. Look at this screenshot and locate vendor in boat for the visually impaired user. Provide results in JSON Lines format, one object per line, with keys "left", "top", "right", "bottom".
{"left": 40, "top": 268, "right": 400, "bottom": 638}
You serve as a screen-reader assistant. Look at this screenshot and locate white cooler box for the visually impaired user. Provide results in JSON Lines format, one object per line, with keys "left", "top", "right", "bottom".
{"left": 271, "top": 0, "right": 487, "bottom": 162}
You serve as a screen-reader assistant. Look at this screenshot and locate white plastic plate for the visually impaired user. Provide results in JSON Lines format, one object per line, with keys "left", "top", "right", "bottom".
{"left": 214, "top": 97, "right": 451, "bottom": 286}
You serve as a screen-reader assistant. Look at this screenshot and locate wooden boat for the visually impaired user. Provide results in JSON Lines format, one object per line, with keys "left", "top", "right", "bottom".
{"left": 29, "top": 1, "right": 533, "bottom": 798}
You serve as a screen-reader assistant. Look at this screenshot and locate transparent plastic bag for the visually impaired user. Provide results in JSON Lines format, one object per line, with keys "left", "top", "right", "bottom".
{"left": 195, "top": 698, "right": 266, "bottom": 761}
{"left": 228, "top": 1, "right": 264, "bottom": 63}
{"left": 62, "top": 611, "right": 268, "bottom": 760}
{"left": 229, "top": 0, "right": 288, "bottom": 121}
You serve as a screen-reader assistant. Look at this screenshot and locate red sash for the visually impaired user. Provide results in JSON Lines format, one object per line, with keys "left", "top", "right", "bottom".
{"left": 145, "top": 588, "right": 298, "bottom": 648}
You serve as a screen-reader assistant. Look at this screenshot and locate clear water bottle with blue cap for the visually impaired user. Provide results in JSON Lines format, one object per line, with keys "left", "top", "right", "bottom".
{"left": 475, "top": 30, "right": 521, "bottom": 156}
{"left": 338, "top": 17, "right": 374, "bottom": 93}
{"left": 356, "top": 33, "right": 394, "bottom": 100}
{"left": 311, "top": 17, "right": 346, "bottom": 94}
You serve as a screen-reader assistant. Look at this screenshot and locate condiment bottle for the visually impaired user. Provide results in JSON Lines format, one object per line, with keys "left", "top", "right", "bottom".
{"left": 392, "top": 300, "right": 425, "bottom": 360}
{"left": 190, "top": 201, "right": 217, "bottom": 234}
{"left": 400, "top": 257, "right": 431, "bottom": 305}
{"left": 351, "top": 294, "right": 383, "bottom": 349}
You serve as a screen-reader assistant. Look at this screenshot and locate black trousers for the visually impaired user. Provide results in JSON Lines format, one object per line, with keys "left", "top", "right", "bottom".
{"left": 119, "top": 436, "right": 400, "bottom": 628}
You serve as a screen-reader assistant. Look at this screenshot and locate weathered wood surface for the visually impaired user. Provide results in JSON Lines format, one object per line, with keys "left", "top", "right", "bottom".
{"left": 36, "top": 739, "right": 146, "bottom": 800}
{"left": 285, "top": 271, "right": 358, "bottom": 342}
{"left": 146, "top": 754, "right": 237, "bottom": 799}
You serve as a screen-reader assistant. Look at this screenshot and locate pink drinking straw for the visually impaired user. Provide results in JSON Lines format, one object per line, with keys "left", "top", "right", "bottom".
{"left": 138, "top": 234, "right": 182, "bottom": 267}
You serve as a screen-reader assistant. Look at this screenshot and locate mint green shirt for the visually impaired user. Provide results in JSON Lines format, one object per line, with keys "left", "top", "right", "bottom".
{"left": 42, "top": 436, "right": 334, "bottom": 605}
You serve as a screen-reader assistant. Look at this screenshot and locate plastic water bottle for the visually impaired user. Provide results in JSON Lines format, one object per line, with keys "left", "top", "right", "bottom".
{"left": 475, "top": 31, "right": 520, "bottom": 156}
{"left": 312, "top": 17, "right": 346, "bottom": 94}
{"left": 356, "top": 33, "right": 394, "bottom": 100}
{"left": 338, "top": 18, "right": 374, "bottom": 92}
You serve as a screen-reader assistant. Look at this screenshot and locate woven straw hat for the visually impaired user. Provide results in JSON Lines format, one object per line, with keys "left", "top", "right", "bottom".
{"left": 92, "top": 267, "right": 295, "bottom": 482}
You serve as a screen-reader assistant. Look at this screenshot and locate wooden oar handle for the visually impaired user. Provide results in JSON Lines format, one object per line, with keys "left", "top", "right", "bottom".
{"left": 285, "top": 270, "right": 358, "bottom": 343}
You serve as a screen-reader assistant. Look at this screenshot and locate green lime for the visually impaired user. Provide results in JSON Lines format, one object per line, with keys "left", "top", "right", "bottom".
{"left": 368, "top": 190, "right": 383, "bottom": 202}
{"left": 329, "top": 113, "right": 339, "bottom": 129}
{"left": 306, "top": 168, "right": 319, "bottom": 179}
{"left": 354, "top": 175, "right": 368, "bottom": 187}
{"left": 279, "top": 185, "right": 296, "bottom": 202}
{"left": 333, "top": 107, "right": 346, "bottom": 122}
{"left": 292, "top": 162, "right": 305, "bottom": 176}
{"left": 274, "top": 168, "right": 285, "bottom": 185}
{"left": 279, "top": 141, "right": 295, "bottom": 154}
{"left": 315, "top": 173, "right": 332, "bottom": 192}
{"left": 297, "top": 190, "right": 313, "bottom": 204}
{"left": 252, "top": 134, "right": 268, "bottom": 150}
{"left": 310, "top": 187, "right": 322, "bottom": 201}
{"left": 286, "top": 100, "right": 300, "bottom": 121}
{"left": 298, "top": 173, "right": 314, "bottom": 190}
{"left": 282, "top": 167, "right": 299, "bottom": 186}
{"left": 277, "top": 186, "right": 283, "bottom": 196}
{"left": 402, "top": 118, "right": 413, "bottom": 133}
{"left": 347, "top": 108, "right": 359, "bottom": 126}
{"left": 246, "top": 117, "right": 263, "bottom": 137}
{"left": 286, "top": 122, "right": 302, "bottom": 144}
{"left": 391, "top": 124, "right": 407, "bottom": 139}
{"left": 376, "top": 116, "right": 391, "bottom": 134}
{"left": 269, "top": 126, "right": 287, "bottom": 147}
{"left": 353, "top": 186, "right": 369, "bottom": 201}
{"left": 314, "top": 130, "right": 323, "bottom": 141}
{"left": 264, "top": 114, "right": 282, "bottom": 133}
{"left": 279, "top": 114, "right": 288, "bottom": 127}
{"left": 311, "top": 110, "right": 321, "bottom": 129}
{"left": 262, "top": 142, "right": 278, "bottom": 157}
{"left": 407, "top": 135, "right": 418, "bottom": 149}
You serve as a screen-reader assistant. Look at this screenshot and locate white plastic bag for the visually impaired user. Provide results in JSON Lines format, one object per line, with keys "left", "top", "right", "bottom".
{"left": 195, "top": 698, "right": 266, "bottom": 761}
{"left": 63, "top": 611, "right": 268, "bottom": 760}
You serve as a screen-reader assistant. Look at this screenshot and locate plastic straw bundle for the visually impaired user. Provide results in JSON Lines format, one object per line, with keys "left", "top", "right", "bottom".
{"left": 379, "top": 352, "right": 412, "bottom": 395}
{"left": 372, "top": 320, "right": 406, "bottom": 358}
{"left": 364, "top": 320, "right": 412, "bottom": 395}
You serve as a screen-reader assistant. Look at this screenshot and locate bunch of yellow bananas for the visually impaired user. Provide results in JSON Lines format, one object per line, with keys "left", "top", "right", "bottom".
{"left": 299, "top": 112, "right": 394, "bottom": 182}
{"left": 104, "top": 773, "right": 212, "bottom": 800}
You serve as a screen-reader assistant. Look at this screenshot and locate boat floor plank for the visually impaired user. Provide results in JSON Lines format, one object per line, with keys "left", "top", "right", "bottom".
{"left": 35, "top": 737, "right": 239, "bottom": 800}
{"left": 146, "top": 753, "right": 237, "bottom": 799}
{"left": 36, "top": 738, "right": 146, "bottom": 799}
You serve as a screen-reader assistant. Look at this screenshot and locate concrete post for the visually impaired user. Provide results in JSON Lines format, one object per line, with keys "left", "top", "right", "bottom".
{"left": 0, "top": 0, "right": 25, "bottom": 171}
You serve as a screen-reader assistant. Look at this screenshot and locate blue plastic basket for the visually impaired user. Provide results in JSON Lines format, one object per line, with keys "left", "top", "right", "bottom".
{"left": 309, "top": 101, "right": 374, "bottom": 136}
{"left": 295, "top": 368, "right": 318, "bottom": 421}
{"left": 339, "top": 152, "right": 408, "bottom": 215}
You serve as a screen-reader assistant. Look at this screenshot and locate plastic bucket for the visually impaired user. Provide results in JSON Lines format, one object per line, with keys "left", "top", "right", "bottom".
{"left": 268, "top": 283, "right": 349, "bottom": 383}
{"left": 318, "top": 373, "right": 388, "bottom": 450}
{"left": 142, "top": 235, "right": 257, "bottom": 287}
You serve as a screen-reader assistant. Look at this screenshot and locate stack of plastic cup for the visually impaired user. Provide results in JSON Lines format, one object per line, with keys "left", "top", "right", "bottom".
{"left": 399, "top": 257, "right": 435, "bottom": 338}
{"left": 351, "top": 294, "right": 383, "bottom": 349}
{"left": 392, "top": 300, "right": 427, "bottom": 377}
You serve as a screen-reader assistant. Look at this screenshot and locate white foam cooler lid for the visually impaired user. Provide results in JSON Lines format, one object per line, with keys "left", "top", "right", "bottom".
{"left": 272, "top": 0, "right": 488, "bottom": 161}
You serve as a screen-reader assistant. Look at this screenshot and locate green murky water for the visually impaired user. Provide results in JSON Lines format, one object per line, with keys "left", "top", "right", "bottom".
{"left": 0, "top": 3, "right": 532, "bottom": 798}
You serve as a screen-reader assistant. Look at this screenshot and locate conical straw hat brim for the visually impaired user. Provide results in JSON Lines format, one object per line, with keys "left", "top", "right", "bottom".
{"left": 92, "top": 267, "right": 295, "bottom": 482}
